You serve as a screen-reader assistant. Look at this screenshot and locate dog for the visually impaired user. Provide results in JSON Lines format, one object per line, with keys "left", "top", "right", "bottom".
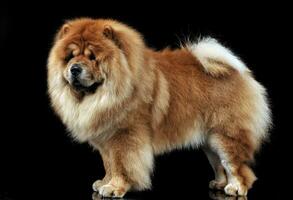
{"left": 47, "top": 18, "right": 271, "bottom": 197}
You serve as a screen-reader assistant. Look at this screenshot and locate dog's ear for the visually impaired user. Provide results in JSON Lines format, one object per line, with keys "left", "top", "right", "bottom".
{"left": 56, "top": 24, "right": 71, "bottom": 40}
{"left": 103, "top": 25, "right": 122, "bottom": 49}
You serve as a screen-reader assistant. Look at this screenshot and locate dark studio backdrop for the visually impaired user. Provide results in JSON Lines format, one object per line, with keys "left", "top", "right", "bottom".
{"left": 0, "top": 2, "right": 290, "bottom": 200}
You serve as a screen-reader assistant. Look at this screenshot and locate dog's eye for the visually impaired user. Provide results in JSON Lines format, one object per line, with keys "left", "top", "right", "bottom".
{"left": 65, "top": 52, "right": 74, "bottom": 62}
{"left": 89, "top": 53, "right": 96, "bottom": 61}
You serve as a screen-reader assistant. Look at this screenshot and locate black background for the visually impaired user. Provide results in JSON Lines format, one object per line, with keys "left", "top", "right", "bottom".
{"left": 0, "top": 2, "right": 290, "bottom": 200}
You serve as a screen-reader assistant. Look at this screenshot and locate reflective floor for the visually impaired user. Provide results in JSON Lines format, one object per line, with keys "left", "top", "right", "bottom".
{"left": 91, "top": 191, "right": 249, "bottom": 200}
{"left": 0, "top": 190, "right": 277, "bottom": 200}
{"left": 0, "top": 182, "right": 284, "bottom": 200}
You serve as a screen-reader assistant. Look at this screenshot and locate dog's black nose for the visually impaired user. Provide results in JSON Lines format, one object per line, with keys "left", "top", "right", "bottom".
{"left": 70, "top": 64, "right": 82, "bottom": 76}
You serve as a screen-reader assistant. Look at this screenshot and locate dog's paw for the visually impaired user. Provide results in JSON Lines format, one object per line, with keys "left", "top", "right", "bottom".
{"left": 224, "top": 183, "right": 247, "bottom": 196}
{"left": 209, "top": 180, "right": 227, "bottom": 190}
{"left": 99, "top": 184, "right": 126, "bottom": 198}
{"left": 92, "top": 180, "right": 105, "bottom": 192}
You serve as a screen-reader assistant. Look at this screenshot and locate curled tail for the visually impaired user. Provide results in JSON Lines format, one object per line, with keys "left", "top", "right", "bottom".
{"left": 188, "top": 37, "right": 250, "bottom": 77}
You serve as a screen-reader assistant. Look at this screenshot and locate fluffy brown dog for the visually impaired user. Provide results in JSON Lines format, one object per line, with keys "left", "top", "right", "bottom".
{"left": 47, "top": 18, "right": 271, "bottom": 197}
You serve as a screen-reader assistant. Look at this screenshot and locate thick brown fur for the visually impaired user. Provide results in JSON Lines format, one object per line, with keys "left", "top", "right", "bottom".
{"left": 47, "top": 18, "right": 271, "bottom": 197}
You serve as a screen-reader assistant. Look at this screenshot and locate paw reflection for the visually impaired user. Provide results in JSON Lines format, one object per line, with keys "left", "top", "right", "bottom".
{"left": 93, "top": 190, "right": 248, "bottom": 200}
{"left": 92, "top": 192, "right": 130, "bottom": 200}
{"left": 209, "top": 190, "right": 247, "bottom": 200}
{"left": 92, "top": 192, "right": 104, "bottom": 200}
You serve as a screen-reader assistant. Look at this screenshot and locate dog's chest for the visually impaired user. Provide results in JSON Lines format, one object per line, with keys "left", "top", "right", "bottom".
{"left": 52, "top": 89, "right": 106, "bottom": 142}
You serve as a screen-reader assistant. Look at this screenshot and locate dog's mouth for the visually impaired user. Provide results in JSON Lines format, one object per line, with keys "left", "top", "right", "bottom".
{"left": 71, "top": 79, "right": 104, "bottom": 93}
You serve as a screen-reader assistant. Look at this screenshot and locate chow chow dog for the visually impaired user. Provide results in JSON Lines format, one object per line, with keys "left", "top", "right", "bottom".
{"left": 47, "top": 18, "right": 271, "bottom": 197}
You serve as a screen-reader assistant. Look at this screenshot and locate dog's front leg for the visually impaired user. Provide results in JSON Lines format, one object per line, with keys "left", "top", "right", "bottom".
{"left": 93, "top": 127, "right": 154, "bottom": 198}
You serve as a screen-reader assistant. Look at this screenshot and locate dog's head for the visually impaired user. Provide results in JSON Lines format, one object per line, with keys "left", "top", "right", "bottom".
{"left": 49, "top": 18, "right": 145, "bottom": 95}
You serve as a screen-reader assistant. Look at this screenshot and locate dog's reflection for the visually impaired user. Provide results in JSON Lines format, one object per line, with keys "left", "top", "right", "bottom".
{"left": 92, "top": 190, "right": 247, "bottom": 200}
{"left": 92, "top": 192, "right": 135, "bottom": 200}
{"left": 209, "top": 190, "right": 247, "bottom": 200}
{"left": 92, "top": 192, "right": 107, "bottom": 200}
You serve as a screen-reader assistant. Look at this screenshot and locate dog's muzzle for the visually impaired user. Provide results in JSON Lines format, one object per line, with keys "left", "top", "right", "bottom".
{"left": 69, "top": 63, "right": 104, "bottom": 93}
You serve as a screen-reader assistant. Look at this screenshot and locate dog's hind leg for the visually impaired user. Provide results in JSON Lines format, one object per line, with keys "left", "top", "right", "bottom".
{"left": 208, "top": 129, "right": 257, "bottom": 196}
{"left": 204, "top": 147, "right": 227, "bottom": 190}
